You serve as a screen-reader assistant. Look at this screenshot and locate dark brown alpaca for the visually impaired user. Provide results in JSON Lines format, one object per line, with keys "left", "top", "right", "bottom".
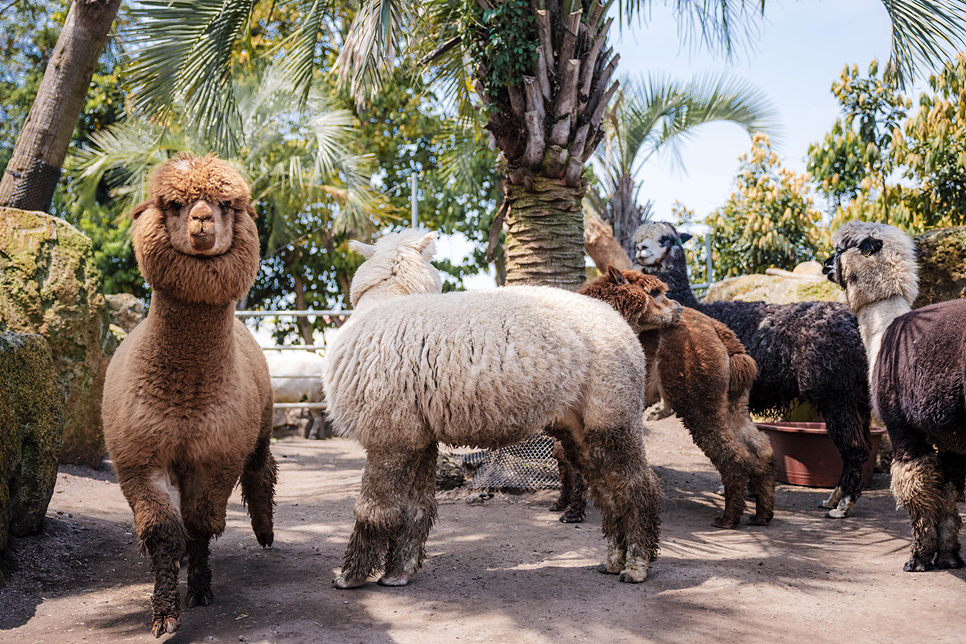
{"left": 826, "top": 221, "right": 966, "bottom": 572}
{"left": 102, "top": 154, "right": 277, "bottom": 637}
{"left": 574, "top": 267, "right": 776, "bottom": 528}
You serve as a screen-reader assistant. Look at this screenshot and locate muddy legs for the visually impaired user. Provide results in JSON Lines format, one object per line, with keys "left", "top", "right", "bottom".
{"left": 335, "top": 445, "right": 439, "bottom": 589}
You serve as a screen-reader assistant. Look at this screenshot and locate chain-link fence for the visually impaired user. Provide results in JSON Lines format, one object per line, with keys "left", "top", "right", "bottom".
{"left": 450, "top": 434, "right": 560, "bottom": 491}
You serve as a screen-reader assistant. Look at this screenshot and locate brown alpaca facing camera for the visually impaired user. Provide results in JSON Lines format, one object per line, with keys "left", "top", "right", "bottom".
{"left": 579, "top": 268, "right": 776, "bottom": 528}
{"left": 102, "top": 154, "right": 277, "bottom": 637}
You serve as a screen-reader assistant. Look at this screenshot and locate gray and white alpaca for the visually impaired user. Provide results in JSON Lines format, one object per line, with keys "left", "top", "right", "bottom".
{"left": 632, "top": 222, "right": 873, "bottom": 518}
{"left": 825, "top": 221, "right": 965, "bottom": 572}
{"left": 323, "top": 230, "right": 665, "bottom": 587}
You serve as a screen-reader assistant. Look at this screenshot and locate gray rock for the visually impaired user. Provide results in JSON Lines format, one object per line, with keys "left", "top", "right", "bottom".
{"left": 0, "top": 332, "right": 64, "bottom": 574}
{"left": 0, "top": 208, "right": 117, "bottom": 466}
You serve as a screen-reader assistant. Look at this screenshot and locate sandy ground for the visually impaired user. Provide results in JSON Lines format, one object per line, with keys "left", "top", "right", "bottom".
{"left": 2, "top": 415, "right": 964, "bottom": 644}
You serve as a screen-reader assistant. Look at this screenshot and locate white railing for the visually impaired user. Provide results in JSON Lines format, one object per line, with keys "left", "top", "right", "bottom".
{"left": 235, "top": 309, "right": 352, "bottom": 409}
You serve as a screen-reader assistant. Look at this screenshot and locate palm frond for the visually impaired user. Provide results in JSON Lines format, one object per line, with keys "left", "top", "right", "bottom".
{"left": 71, "top": 121, "right": 192, "bottom": 216}
{"left": 334, "top": 0, "right": 417, "bottom": 101}
{"left": 122, "top": 0, "right": 254, "bottom": 156}
{"left": 263, "top": 0, "right": 333, "bottom": 109}
{"left": 620, "top": 0, "right": 767, "bottom": 59}
{"left": 882, "top": 0, "right": 966, "bottom": 89}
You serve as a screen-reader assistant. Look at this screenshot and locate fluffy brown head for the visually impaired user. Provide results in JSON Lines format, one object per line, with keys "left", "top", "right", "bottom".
{"left": 579, "top": 267, "right": 684, "bottom": 332}
{"left": 823, "top": 221, "right": 919, "bottom": 314}
{"left": 130, "top": 153, "right": 260, "bottom": 305}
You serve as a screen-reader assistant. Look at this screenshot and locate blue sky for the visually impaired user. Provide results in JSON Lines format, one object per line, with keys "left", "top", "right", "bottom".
{"left": 445, "top": 1, "right": 937, "bottom": 287}
{"left": 608, "top": 1, "right": 899, "bottom": 220}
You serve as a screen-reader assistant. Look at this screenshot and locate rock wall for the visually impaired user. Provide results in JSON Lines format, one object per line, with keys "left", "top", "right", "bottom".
{"left": 913, "top": 226, "right": 966, "bottom": 308}
{"left": 0, "top": 333, "right": 64, "bottom": 570}
{"left": 704, "top": 273, "right": 845, "bottom": 304}
{"left": 0, "top": 208, "right": 117, "bottom": 466}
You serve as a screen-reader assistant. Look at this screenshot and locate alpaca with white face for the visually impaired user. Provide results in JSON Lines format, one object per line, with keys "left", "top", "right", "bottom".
{"left": 825, "top": 221, "right": 965, "bottom": 572}
{"left": 632, "top": 221, "right": 873, "bottom": 519}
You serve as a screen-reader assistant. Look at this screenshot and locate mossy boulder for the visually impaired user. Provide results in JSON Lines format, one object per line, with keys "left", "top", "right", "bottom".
{"left": 914, "top": 226, "right": 966, "bottom": 308}
{"left": 0, "top": 208, "right": 118, "bottom": 466}
{"left": 0, "top": 333, "right": 64, "bottom": 572}
{"left": 704, "top": 271, "right": 845, "bottom": 305}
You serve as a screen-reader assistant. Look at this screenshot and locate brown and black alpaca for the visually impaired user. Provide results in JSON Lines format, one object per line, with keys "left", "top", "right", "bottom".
{"left": 558, "top": 267, "right": 776, "bottom": 528}
{"left": 102, "top": 154, "right": 278, "bottom": 638}
{"left": 826, "top": 221, "right": 966, "bottom": 572}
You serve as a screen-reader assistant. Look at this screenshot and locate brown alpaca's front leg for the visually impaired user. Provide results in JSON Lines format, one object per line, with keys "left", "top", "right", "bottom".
{"left": 185, "top": 536, "right": 213, "bottom": 607}
{"left": 180, "top": 466, "right": 239, "bottom": 609}
{"left": 118, "top": 468, "right": 187, "bottom": 637}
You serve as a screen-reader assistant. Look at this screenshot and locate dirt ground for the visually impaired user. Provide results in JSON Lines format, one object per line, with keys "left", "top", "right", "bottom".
{"left": 2, "top": 415, "right": 964, "bottom": 644}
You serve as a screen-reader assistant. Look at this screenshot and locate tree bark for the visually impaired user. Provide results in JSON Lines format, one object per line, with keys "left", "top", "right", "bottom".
{"left": 0, "top": 0, "right": 121, "bottom": 212}
{"left": 478, "top": 0, "right": 618, "bottom": 289}
{"left": 584, "top": 212, "right": 632, "bottom": 272}
{"left": 504, "top": 176, "right": 587, "bottom": 289}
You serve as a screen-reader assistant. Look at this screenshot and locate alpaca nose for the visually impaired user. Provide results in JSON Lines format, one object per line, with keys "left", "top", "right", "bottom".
{"left": 189, "top": 202, "right": 213, "bottom": 222}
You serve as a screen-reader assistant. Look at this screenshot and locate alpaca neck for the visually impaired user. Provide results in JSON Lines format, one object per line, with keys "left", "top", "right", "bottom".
{"left": 652, "top": 251, "right": 701, "bottom": 308}
{"left": 855, "top": 295, "right": 911, "bottom": 373}
{"left": 147, "top": 290, "right": 237, "bottom": 371}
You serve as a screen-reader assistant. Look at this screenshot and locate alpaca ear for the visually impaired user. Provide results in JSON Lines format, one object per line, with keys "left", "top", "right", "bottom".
{"left": 679, "top": 232, "right": 693, "bottom": 244}
{"left": 130, "top": 200, "right": 153, "bottom": 220}
{"left": 859, "top": 237, "right": 883, "bottom": 256}
{"left": 606, "top": 266, "right": 628, "bottom": 284}
{"left": 349, "top": 240, "right": 377, "bottom": 259}
{"left": 245, "top": 203, "right": 258, "bottom": 219}
{"left": 416, "top": 232, "right": 437, "bottom": 259}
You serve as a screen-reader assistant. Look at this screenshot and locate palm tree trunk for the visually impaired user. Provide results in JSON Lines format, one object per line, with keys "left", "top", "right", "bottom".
{"left": 0, "top": 0, "right": 121, "bottom": 212}
{"left": 473, "top": 0, "right": 619, "bottom": 290}
{"left": 504, "top": 176, "right": 587, "bottom": 288}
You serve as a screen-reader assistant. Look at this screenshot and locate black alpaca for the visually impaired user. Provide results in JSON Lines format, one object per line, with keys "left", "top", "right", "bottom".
{"left": 633, "top": 222, "right": 872, "bottom": 518}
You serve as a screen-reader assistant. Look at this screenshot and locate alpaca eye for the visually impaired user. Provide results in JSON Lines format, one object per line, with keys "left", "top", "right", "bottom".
{"left": 169, "top": 201, "right": 184, "bottom": 211}
{"left": 219, "top": 201, "right": 231, "bottom": 211}
{"left": 649, "top": 289, "right": 661, "bottom": 297}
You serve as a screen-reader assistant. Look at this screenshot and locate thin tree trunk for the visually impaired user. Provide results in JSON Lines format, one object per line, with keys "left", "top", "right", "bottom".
{"left": 292, "top": 273, "right": 314, "bottom": 348}
{"left": 504, "top": 176, "right": 587, "bottom": 289}
{"left": 584, "top": 212, "right": 632, "bottom": 272}
{"left": 0, "top": 0, "right": 121, "bottom": 212}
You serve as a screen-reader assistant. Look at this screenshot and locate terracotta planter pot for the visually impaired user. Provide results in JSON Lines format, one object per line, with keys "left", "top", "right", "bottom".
{"left": 756, "top": 422, "right": 887, "bottom": 488}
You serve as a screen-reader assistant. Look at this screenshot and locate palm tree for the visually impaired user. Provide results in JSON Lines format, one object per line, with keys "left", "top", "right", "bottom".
{"left": 0, "top": 0, "right": 121, "bottom": 212}
{"left": 72, "top": 78, "right": 386, "bottom": 344}
{"left": 118, "top": 0, "right": 966, "bottom": 289}
{"left": 589, "top": 71, "right": 779, "bottom": 257}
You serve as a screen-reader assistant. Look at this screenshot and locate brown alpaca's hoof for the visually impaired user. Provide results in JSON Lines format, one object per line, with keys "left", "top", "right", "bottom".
{"left": 712, "top": 516, "right": 739, "bottom": 529}
{"left": 152, "top": 615, "right": 180, "bottom": 638}
{"left": 559, "top": 509, "right": 585, "bottom": 523}
{"left": 254, "top": 527, "right": 274, "bottom": 548}
{"left": 748, "top": 515, "right": 772, "bottom": 527}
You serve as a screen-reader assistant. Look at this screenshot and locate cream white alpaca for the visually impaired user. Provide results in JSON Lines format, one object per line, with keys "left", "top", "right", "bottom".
{"left": 323, "top": 230, "right": 663, "bottom": 588}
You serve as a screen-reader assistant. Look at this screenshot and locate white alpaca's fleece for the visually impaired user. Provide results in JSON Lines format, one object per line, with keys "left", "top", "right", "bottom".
{"left": 324, "top": 285, "right": 646, "bottom": 450}
{"left": 323, "top": 230, "right": 648, "bottom": 451}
